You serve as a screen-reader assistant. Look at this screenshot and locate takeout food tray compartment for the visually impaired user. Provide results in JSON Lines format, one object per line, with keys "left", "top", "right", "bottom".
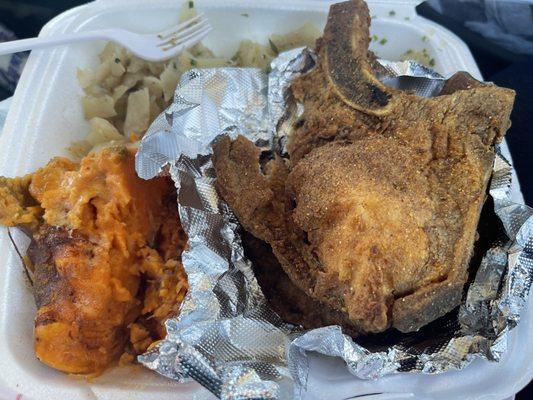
{"left": 0, "top": 1, "right": 530, "bottom": 399}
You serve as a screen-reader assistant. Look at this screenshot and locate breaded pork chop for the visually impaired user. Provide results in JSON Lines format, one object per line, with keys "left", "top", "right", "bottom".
{"left": 213, "top": 0, "right": 515, "bottom": 334}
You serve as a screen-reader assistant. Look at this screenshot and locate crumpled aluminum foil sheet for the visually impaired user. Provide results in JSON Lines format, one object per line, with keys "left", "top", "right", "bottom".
{"left": 135, "top": 47, "right": 533, "bottom": 399}
{"left": 377, "top": 59, "right": 445, "bottom": 97}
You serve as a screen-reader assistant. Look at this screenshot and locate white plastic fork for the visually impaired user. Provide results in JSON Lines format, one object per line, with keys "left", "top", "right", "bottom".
{"left": 0, "top": 13, "right": 212, "bottom": 62}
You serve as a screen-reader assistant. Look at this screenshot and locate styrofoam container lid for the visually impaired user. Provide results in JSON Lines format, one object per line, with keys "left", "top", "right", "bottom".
{"left": 0, "top": 1, "right": 530, "bottom": 399}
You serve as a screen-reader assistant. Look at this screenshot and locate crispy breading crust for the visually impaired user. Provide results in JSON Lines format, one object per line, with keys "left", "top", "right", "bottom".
{"left": 213, "top": 0, "right": 515, "bottom": 335}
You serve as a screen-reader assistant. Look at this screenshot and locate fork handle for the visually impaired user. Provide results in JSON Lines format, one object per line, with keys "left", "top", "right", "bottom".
{"left": 0, "top": 30, "right": 116, "bottom": 56}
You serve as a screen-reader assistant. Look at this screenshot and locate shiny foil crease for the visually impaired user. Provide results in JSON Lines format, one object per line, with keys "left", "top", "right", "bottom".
{"left": 135, "top": 48, "right": 533, "bottom": 399}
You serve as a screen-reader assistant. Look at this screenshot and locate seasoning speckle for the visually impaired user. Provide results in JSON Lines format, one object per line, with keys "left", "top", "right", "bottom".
{"left": 188, "top": 1, "right": 194, "bottom": 8}
{"left": 379, "top": 38, "right": 388, "bottom": 45}
{"left": 389, "top": 10, "right": 396, "bottom": 16}
{"left": 241, "top": 13, "right": 249, "bottom": 17}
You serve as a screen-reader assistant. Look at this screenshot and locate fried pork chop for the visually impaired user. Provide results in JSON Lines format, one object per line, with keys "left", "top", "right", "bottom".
{"left": 213, "top": 0, "right": 515, "bottom": 334}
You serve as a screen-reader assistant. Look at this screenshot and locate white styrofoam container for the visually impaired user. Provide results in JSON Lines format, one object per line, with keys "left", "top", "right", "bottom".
{"left": 0, "top": 1, "right": 530, "bottom": 399}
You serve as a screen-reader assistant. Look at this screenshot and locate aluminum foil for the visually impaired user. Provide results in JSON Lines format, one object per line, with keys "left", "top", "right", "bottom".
{"left": 377, "top": 59, "right": 446, "bottom": 97}
{"left": 135, "top": 48, "right": 533, "bottom": 399}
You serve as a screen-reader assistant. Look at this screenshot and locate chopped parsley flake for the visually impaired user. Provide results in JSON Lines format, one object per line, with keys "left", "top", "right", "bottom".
{"left": 188, "top": 1, "right": 194, "bottom": 9}
{"left": 379, "top": 38, "right": 388, "bottom": 45}
{"left": 400, "top": 48, "right": 434, "bottom": 68}
{"left": 389, "top": 10, "right": 396, "bottom": 16}
{"left": 241, "top": 13, "right": 249, "bottom": 17}
{"left": 268, "top": 38, "right": 279, "bottom": 55}
{"left": 371, "top": 34, "right": 379, "bottom": 42}
{"left": 190, "top": 59, "right": 197, "bottom": 66}
{"left": 114, "top": 57, "right": 121, "bottom": 63}
{"left": 422, "top": 35, "right": 428, "bottom": 42}
{"left": 404, "top": 16, "right": 410, "bottom": 21}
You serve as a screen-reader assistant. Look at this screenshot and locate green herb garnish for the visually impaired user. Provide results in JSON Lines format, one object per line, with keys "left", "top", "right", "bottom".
{"left": 379, "top": 38, "right": 388, "bottom": 45}
{"left": 422, "top": 35, "right": 428, "bottom": 42}
{"left": 190, "top": 59, "right": 197, "bottom": 67}
{"left": 114, "top": 57, "right": 121, "bottom": 63}
{"left": 268, "top": 38, "right": 279, "bottom": 55}
{"left": 404, "top": 16, "right": 410, "bottom": 21}
{"left": 188, "top": 1, "right": 194, "bottom": 9}
{"left": 429, "top": 58, "right": 436, "bottom": 67}
{"left": 389, "top": 10, "right": 396, "bottom": 16}
{"left": 241, "top": 13, "right": 249, "bottom": 17}
{"left": 371, "top": 34, "right": 379, "bottom": 42}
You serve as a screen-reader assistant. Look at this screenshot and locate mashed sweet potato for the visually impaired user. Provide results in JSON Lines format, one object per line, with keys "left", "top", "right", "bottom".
{"left": 0, "top": 146, "right": 187, "bottom": 374}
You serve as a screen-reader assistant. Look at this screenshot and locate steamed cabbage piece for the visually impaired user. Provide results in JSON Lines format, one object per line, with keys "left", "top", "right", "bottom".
{"left": 74, "top": 18, "right": 320, "bottom": 157}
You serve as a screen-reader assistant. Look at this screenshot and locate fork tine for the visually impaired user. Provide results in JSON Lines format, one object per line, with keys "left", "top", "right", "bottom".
{"left": 157, "top": 18, "right": 210, "bottom": 48}
{"left": 158, "top": 25, "right": 212, "bottom": 52}
{"left": 157, "top": 13, "right": 206, "bottom": 40}
{"left": 173, "top": 26, "right": 212, "bottom": 53}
